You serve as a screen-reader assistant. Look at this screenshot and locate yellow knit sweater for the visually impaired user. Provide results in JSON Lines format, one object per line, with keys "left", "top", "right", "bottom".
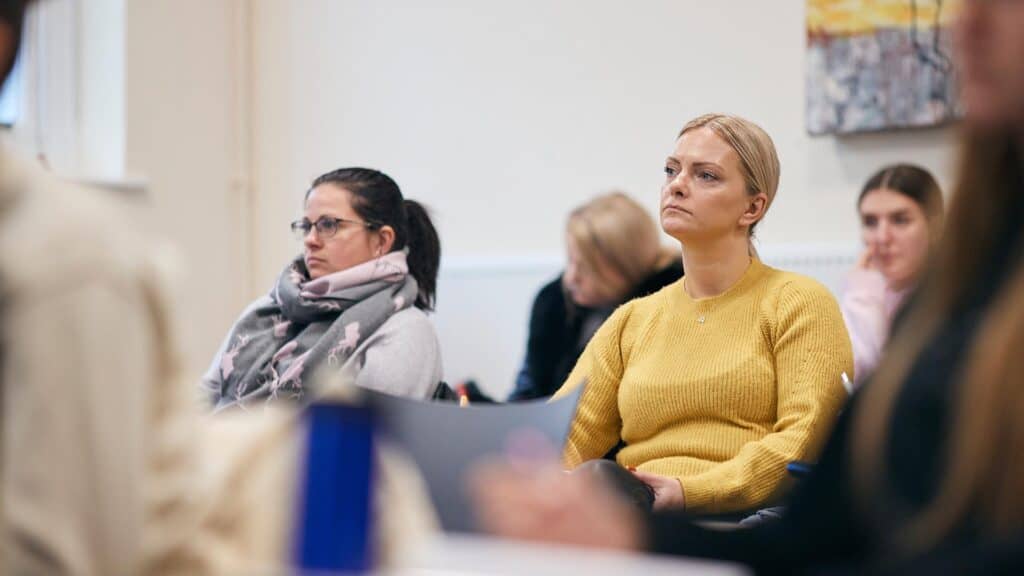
{"left": 554, "top": 259, "right": 852, "bottom": 514}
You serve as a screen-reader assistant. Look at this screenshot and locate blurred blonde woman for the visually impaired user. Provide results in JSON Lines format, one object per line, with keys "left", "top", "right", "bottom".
{"left": 509, "top": 192, "right": 681, "bottom": 401}
{"left": 541, "top": 114, "right": 853, "bottom": 515}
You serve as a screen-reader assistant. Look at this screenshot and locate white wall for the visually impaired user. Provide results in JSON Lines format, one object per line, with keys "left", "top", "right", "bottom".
{"left": 79, "top": 0, "right": 125, "bottom": 179}
{"left": 4, "top": 0, "right": 249, "bottom": 383}
{"left": 250, "top": 0, "right": 957, "bottom": 267}
{"left": 123, "top": 0, "right": 249, "bottom": 381}
{"left": 249, "top": 0, "right": 958, "bottom": 394}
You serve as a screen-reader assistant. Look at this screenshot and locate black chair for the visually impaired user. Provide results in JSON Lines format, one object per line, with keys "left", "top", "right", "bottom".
{"left": 431, "top": 381, "right": 458, "bottom": 402}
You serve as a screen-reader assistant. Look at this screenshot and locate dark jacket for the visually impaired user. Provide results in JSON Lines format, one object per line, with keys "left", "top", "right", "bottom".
{"left": 508, "top": 261, "right": 683, "bottom": 401}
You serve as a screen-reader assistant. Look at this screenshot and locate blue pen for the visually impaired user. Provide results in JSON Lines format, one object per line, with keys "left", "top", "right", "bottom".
{"left": 786, "top": 461, "right": 813, "bottom": 479}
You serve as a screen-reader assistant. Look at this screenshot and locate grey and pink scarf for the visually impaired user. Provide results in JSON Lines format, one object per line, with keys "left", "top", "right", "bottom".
{"left": 208, "top": 250, "right": 418, "bottom": 410}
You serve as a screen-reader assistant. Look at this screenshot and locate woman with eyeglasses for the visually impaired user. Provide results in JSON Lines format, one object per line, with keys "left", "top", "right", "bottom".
{"left": 203, "top": 167, "right": 443, "bottom": 409}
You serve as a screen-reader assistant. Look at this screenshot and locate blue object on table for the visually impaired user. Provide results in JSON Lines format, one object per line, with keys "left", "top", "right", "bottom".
{"left": 786, "top": 461, "right": 813, "bottom": 479}
{"left": 294, "top": 402, "right": 375, "bottom": 572}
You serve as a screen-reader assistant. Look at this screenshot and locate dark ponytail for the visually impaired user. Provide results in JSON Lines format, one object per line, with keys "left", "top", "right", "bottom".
{"left": 309, "top": 167, "right": 441, "bottom": 310}
{"left": 400, "top": 199, "right": 440, "bottom": 310}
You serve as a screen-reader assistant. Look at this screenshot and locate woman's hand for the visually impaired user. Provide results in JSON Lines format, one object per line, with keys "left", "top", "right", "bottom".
{"left": 630, "top": 470, "right": 685, "bottom": 510}
{"left": 468, "top": 458, "right": 645, "bottom": 551}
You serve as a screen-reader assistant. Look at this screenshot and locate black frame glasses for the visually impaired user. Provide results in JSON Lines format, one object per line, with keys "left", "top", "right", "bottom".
{"left": 290, "top": 216, "right": 380, "bottom": 240}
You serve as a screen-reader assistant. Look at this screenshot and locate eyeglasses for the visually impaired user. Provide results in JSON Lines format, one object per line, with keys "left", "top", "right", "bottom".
{"left": 290, "top": 216, "right": 379, "bottom": 240}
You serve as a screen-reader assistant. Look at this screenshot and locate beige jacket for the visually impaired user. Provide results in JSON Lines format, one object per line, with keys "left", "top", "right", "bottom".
{"left": 0, "top": 147, "right": 212, "bottom": 574}
{"left": 0, "top": 150, "right": 435, "bottom": 575}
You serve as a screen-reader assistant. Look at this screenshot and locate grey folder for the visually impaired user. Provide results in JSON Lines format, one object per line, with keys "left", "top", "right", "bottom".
{"left": 366, "top": 383, "right": 585, "bottom": 533}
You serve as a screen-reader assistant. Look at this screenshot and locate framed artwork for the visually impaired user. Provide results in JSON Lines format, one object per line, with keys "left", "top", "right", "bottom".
{"left": 806, "top": 0, "right": 962, "bottom": 135}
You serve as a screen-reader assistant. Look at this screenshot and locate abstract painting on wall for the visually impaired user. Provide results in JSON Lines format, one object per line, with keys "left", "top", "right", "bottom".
{"left": 806, "top": 0, "right": 962, "bottom": 135}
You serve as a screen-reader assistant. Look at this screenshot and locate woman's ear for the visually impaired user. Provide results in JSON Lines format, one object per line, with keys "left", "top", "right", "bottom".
{"left": 376, "top": 225, "right": 397, "bottom": 255}
{"left": 738, "top": 192, "right": 768, "bottom": 228}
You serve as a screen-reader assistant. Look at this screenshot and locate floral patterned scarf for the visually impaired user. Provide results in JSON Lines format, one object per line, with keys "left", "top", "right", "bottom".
{"left": 208, "top": 250, "right": 418, "bottom": 410}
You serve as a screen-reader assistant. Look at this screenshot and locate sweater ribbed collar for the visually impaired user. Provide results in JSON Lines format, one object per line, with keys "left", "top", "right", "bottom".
{"left": 676, "top": 257, "right": 768, "bottom": 307}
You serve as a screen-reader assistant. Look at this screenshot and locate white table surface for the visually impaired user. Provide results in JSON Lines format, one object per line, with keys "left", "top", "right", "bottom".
{"left": 395, "top": 533, "right": 750, "bottom": 576}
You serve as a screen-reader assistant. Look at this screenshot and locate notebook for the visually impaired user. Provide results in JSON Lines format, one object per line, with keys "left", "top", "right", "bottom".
{"left": 365, "top": 382, "right": 585, "bottom": 533}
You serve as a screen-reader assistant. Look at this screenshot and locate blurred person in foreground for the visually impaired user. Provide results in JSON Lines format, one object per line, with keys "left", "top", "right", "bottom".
{"left": 0, "top": 1, "right": 203, "bottom": 572}
{"left": 471, "top": 1, "right": 1024, "bottom": 572}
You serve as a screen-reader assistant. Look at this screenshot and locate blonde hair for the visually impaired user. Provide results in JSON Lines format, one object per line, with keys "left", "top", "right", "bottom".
{"left": 565, "top": 192, "right": 674, "bottom": 288}
{"left": 852, "top": 127, "right": 1024, "bottom": 554}
{"left": 677, "top": 113, "right": 781, "bottom": 238}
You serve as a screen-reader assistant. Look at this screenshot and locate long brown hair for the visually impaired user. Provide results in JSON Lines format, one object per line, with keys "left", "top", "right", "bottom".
{"left": 852, "top": 127, "right": 1024, "bottom": 551}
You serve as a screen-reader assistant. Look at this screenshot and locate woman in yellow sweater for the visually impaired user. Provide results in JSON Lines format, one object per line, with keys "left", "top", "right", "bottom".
{"left": 553, "top": 113, "right": 853, "bottom": 515}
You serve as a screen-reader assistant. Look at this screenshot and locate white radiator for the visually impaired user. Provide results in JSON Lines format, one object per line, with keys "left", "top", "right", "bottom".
{"left": 433, "top": 243, "right": 859, "bottom": 400}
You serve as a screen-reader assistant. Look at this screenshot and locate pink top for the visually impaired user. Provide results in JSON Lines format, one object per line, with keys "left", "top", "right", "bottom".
{"left": 840, "top": 268, "right": 912, "bottom": 390}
